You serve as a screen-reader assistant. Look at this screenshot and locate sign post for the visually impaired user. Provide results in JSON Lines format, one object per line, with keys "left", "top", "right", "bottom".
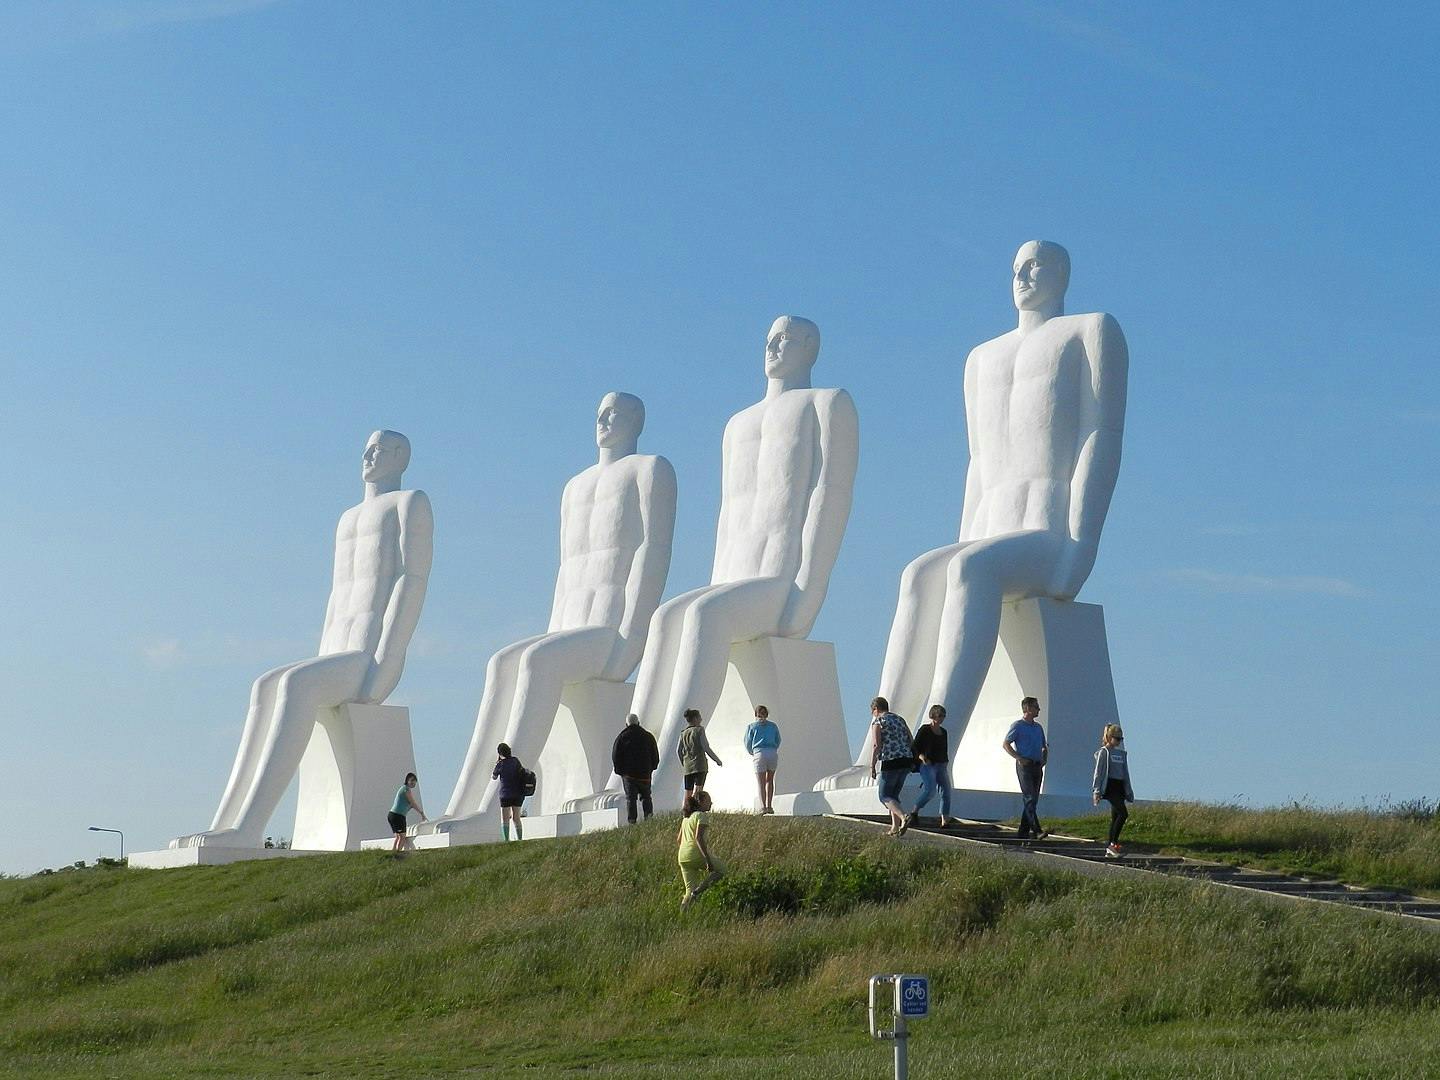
{"left": 868, "top": 973, "right": 929, "bottom": 1080}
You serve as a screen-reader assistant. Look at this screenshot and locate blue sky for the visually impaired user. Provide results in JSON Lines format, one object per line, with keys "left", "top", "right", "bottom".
{"left": 3, "top": 2, "right": 1437, "bottom": 874}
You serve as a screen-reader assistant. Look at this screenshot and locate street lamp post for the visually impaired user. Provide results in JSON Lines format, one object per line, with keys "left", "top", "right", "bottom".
{"left": 87, "top": 826, "right": 124, "bottom": 861}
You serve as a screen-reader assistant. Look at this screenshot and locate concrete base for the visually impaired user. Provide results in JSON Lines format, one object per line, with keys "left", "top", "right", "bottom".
{"left": 129, "top": 845, "right": 330, "bottom": 869}
{"left": 700, "top": 636, "right": 852, "bottom": 811}
{"left": 293, "top": 703, "right": 419, "bottom": 851}
{"left": 947, "top": 598, "right": 1120, "bottom": 799}
{"left": 780, "top": 780, "right": 1099, "bottom": 821}
{"left": 534, "top": 679, "right": 634, "bottom": 815}
{"left": 362, "top": 807, "right": 626, "bottom": 850}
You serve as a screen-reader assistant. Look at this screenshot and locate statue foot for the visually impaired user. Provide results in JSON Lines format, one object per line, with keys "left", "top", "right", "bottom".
{"left": 813, "top": 765, "right": 877, "bottom": 791}
{"left": 168, "top": 827, "right": 250, "bottom": 849}
{"left": 562, "top": 789, "right": 623, "bottom": 813}
{"left": 413, "top": 814, "right": 485, "bottom": 836}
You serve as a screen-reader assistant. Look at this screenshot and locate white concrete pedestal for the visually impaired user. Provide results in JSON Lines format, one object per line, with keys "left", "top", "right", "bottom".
{"left": 293, "top": 703, "right": 419, "bottom": 851}
{"left": 534, "top": 678, "right": 634, "bottom": 814}
{"left": 702, "top": 637, "right": 851, "bottom": 812}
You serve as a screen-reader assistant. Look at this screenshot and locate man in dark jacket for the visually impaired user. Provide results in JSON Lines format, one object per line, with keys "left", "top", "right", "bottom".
{"left": 612, "top": 713, "right": 661, "bottom": 823}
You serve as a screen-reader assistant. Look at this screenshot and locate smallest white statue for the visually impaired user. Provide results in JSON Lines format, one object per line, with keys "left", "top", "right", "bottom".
{"left": 172, "top": 430, "right": 433, "bottom": 848}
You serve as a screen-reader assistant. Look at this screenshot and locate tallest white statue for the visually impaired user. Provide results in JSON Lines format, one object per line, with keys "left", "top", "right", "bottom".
{"left": 825, "top": 241, "right": 1128, "bottom": 784}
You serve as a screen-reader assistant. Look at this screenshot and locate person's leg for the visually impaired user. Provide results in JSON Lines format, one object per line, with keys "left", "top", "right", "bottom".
{"left": 649, "top": 579, "right": 791, "bottom": 799}
{"left": 929, "top": 532, "right": 1066, "bottom": 740}
{"left": 637, "top": 779, "right": 654, "bottom": 819}
{"left": 937, "top": 763, "right": 953, "bottom": 823}
{"left": 877, "top": 545, "right": 964, "bottom": 741}
{"left": 914, "top": 764, "right": 938, "bottom": 816}
{"left": 512, "top": 805, "right": 523, "bottom": 841}
{"left": 500, "top": 804, "right": 511, "bottom": 841}
{"left": 692, "top": 771, "right": 707, "bottom": 797}
{"left": 485, "top": 627, "right": 616, "bottom": 815}
{"left": 754, "top": 761, "right": 766, "bottom": 811}
{"left": 1106, "top": 780, "right": 1129, "bottom": 845}
{"left": 225, "top": 652, "right": 371, "bottom": 846}
{"left": 1015, "top": 761, "right": 1037, "bottom": 837}
{"left": 879, "top": 769, "right": 907, "bottom": 830}
{"left": 762, "top": 770, "right": 775, "bottom": 812}
{"left": 1022, "top": 763, "right": 1046, "bottom": 837}
{"left": 440, "top": 636, "right": 545, "bottom": 822}
{"left": 623, "top": 778, "right": 640, "bottom": 824}
{"left": 209, "top": 662, "right": 296, "bottom": 832}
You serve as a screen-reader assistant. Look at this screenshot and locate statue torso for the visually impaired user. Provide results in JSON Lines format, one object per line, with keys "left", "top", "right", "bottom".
{"left": 712, "top": 389, "right": 824, "bottom": 584}
{"left": 551, "top": 456, "right": 651, "bottom": 631}
{"left": 964, "top": 313, "right": 1105, "bottom": 539}
{"left": 323, "top": 491, "right": 409, "bottom": 655}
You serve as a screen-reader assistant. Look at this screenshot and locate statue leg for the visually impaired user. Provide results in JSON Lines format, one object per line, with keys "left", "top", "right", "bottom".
{"left": 208, "top": 661, "right": 300, "bottom": 831}
{"left": 476, "top": 626, "right": 615, "bottom": 814}
{"left": 223, "top": 651, "right": 372, "bottom": 846}
{"left": 929, "top": 531, "right": 1064, "bottom": 739}
{"left": 630, "top": 586, "right": 713, "bottom": 732}
{"left": 434, "top": 635, "right": 548, "bottom": 824}
{"left": 649, "top": 578, "right": 790, "bottom": 799}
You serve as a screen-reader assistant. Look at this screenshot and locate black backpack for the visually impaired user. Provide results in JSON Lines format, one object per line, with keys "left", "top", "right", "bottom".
{"left": 520, "top": 766, "right": 537, "bottom": 798}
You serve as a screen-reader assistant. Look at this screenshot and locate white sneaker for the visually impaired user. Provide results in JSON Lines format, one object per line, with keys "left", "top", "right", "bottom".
{"left": 1105, "top": 843, "right": 1122, "bottom": 858}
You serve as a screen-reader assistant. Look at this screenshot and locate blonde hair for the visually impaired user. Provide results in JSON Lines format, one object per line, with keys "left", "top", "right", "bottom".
{"left": 1101, "top": 723, "right": 1124, "bottom": 745}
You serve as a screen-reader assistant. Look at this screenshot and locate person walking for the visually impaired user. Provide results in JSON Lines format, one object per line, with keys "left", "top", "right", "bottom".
{"left": 907, "top": 705, "right": 953, "bottom": 829}
{"left": 677, "top": 791, "right": 724, "bottom": 908}
{"left": 744, "top": 704, "right": 782, "bottom": 814}
{"left": 612, "top": 713, "right": 661, "bottom": 824}
{"left": 676, "top": 708, "right": 723, "bottom": 798}
{"left": 1002, "top": 696, "right": 1048, "bottom": 841}
{"left": 492, "top": 743, "right": 526, "bottom": 841}
{"left": 388, "top": 772, "right": 426, "bottom": 853}
{"left": 1092, "top": 723, "right": 1134, "bottom": 857}
{"left": 868, "top": 696, "right": 916, "bottom": 835}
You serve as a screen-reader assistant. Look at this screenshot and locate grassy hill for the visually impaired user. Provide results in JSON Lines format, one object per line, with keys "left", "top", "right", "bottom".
{"left": 6, "top": 813, "right": 1440, "bottom": 1078}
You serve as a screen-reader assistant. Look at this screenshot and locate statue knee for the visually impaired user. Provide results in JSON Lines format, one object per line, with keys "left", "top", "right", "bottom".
{"left": 946, "top": 550, "right": 990, "bottom": 591}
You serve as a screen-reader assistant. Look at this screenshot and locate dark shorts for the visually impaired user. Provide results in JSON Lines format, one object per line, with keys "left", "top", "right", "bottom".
{"left": 387, "top": 812, "right": 407, "bottom": 835}
{"left": 500, "top": 797, "right": 523, "bottom": 808}
{"left": 878, "top": 765, "right": 909, "bottom": 803}
{"left": 683, "top": 772, "right": 706, "bottom": 792}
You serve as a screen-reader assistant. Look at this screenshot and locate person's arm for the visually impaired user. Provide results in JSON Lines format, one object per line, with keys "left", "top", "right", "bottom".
{"left": 492, "top": 759, "right": 502, "bottom": 780}
{"left": 406, "top": 786, "right": 426, "bottom": 821}
{"left": 870, "top": 721, "right": 882, "bottom": 778}
{"left": 695, "top": 823, "right": 715, "bottom": 871}
{"left": 744, "top": 722, "right": 757, "bottom": 756}
{"left": 914, "top": 727, "right": 930, "bottom": 765}
{"left": 602, "top": 456, "right": 678, "bottom": 680}
{"left": 1051, "top": 314, "right": 1128, "bottom": 599}
{"left": 645, "top": 731, "right": 660, "bottom": 774}
{"left": 778, "top": 390, "right": 860, "bottom": 637}
{"left": 1040, "top": 730, "right": 1049, "bottom": 767}
{"left": 702, "top": 729, "right": 723, "bottom": 767}
{"left": 359, "top": 490, "right": 435, "bottom": 702}
{"left": 612, "top": 732, "right": 626, "bottom": 777}
{"left": 1092, "top": 748, "right": 1106, "bottom": 804}
{"left": 773, "top": 723, "right": 780, "bottom": 749}
{"left": 1002, "top": 724, "right": 1020, "bottom": 760}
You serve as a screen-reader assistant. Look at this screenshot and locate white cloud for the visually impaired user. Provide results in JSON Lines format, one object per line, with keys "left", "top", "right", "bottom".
{"left": 1167, "top": 568, "right": 1372, "bottom": 599}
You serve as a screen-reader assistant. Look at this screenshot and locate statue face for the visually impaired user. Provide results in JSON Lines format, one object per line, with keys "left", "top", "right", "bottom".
{"left": 362, "top": 431, "right": 407, "bottom": 484}
{"left": 595, "top": 392, "right": 643, "bottom": 449}
{"left": 764, "top": 316, "right": 818, "bottom": 378}
{"left": 1012, "top": 242, "right": 1067, "bottom": 311}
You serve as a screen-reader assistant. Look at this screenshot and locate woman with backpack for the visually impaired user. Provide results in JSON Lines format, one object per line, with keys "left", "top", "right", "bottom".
{"left": 492, "top": 742, "right": 528, "bottom": 841}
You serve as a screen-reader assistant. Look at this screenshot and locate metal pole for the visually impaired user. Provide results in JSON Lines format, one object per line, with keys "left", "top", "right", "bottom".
{"left": 87, "top": 826, "right": 124, "bottom": 861}
{"left": 894, "top": 1003, "right": 908, "bottom": 1080}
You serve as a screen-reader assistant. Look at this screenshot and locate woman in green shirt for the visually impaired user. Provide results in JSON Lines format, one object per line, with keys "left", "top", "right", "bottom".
{"left": 677, "top": 791, "right": 724, "bottom": 908}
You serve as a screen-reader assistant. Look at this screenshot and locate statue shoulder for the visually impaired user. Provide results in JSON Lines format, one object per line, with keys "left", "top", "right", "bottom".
{"left": 966, "top": 329, "right": 1019, "bottom": 366}
{"left": 631, "top": 452, "right": 676, "bottom": 485}
{"left": 395, "top": 489, "right": 434, "bottom": 528}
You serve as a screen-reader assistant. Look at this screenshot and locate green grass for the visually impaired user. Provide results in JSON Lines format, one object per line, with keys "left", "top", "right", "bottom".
{"left": 1048, "top": 800, "right": 1440, "bottom": 894}
{"left": 5, "top": 813, "right": 1440, "bottom": 1078}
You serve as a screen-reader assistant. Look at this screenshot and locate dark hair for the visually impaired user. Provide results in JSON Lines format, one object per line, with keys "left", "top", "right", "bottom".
{"left": 682, "top": 794, "right": 700, "bottom": 817}
{"left": 404, "top": 772, "right": 418, "bottom": 785}
{"left": 871, "top": 696, "right": 889, "bottom": 713}
{"left": 1020, "top": 696, "right": 1039, "bottom": 710}
{"left": 497, "top": 743, "right": 512, "bottom": 758}
{"left": 683, "top": 708, "right": 702, "bottom": 724}
{"left": 928, "top": 705, "right": 946, "bottom": 720}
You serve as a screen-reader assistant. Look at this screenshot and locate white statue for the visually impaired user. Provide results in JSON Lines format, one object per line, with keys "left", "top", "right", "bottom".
{"left": 172, "top": 430, "right": 433, "bottom": 847}
{"left": 418, "top": 392, "right": 676, "bottom": 833}
{"left": 578, "top": 316, "right": 858, "bottom": 810}
{"left": 824, "top": 241, "right": 1127, "bottom": 786}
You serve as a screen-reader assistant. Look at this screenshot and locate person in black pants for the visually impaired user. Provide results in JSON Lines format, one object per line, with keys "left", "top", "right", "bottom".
{"left": 612, "top": 713, "right": 661, "bottom": 823}
{"left": 1091, "top": 723, "right": 1134, "bottom": 857}
{"left": 1002, "top": 696, "right": 1049, "bottom": 841}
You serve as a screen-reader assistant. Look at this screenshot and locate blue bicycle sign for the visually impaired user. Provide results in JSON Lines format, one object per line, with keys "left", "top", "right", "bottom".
{"left": 898, "top": 975, "right": 929, "bottom": 1018}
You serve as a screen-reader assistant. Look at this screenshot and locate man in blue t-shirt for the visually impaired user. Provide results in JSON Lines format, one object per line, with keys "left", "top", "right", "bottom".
{"left": 1002, "top": 696, "right": 1048, "bottom": 841}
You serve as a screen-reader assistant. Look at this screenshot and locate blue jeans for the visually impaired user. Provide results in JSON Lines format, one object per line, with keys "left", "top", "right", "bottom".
{"left": 878, "top": 765, "right": 909, "bottom": 805}
{"left": 914, "top": 762, "right": 952, "bottom": 818}
{"left": 1016, "top": 760, "right": 1044, "bottom": 837}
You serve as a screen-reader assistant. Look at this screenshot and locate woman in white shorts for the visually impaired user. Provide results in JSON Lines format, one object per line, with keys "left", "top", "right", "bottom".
{"left": 743, "top": 705, "right": 782, "bottom": 814}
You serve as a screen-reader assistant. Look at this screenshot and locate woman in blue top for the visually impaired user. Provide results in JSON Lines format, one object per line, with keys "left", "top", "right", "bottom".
{"left": 743, "top": 704, "right": 782, "bottom": 815}
{"left": 492, "top": 743, "right": 526, "bottom": 842}
{"left": 388, "top": 772, "right": 426, "bottom": 853}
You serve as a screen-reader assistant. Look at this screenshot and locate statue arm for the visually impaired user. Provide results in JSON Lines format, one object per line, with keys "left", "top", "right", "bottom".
{"left": 602, "top": 456, "right": 677, "bottom": 680}
{"left": 359, "top": 491, "right": 434, "bottom": 703}
{"left": 778, "top": 389, "right": 859, "bottom": 638}
{"left": 956, "top": 348, "right": 983, "bottom": 541}
{"left": 1052, "top": 314, "right": 1128, "bottom": 598}
{"left": 546, "top": 478, "right": 578, "bottom": 631}
{"left": 709, "top": 421, "right": 735, "bottom": 583}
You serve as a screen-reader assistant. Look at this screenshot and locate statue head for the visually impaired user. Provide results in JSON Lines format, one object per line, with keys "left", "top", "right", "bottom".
{"left": 1012, "top": 241, "right": 1070, "bottom": 313}
{"left": 595, "top": 392, "right": 645, "bottom": 450}
{"left": 362, "top": 429, "right": 411, "bottom": 485}
{"left": 764, "top": 315, "right": 820, "bottom": 379}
